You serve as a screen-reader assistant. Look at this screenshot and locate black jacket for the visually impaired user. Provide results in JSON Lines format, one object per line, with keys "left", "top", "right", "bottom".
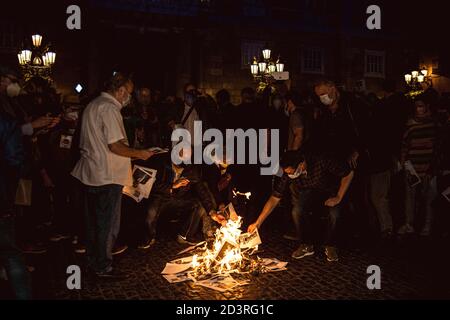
{"left": 136, "top": 154, "right": 216, "bottom": 213}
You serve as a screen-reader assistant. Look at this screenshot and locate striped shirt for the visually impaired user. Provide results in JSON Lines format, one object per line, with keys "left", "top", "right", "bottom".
{"left": 401, "top": 116, "right": 438, "bottom": 177}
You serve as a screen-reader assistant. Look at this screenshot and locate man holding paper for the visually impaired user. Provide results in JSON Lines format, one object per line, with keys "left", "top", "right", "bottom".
{"left": 71, "top": 73, "right": 154, "bottom": 280}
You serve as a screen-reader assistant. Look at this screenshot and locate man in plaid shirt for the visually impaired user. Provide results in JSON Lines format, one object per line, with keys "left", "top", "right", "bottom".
{"left": 248, "top": 150, "right": 354, "bottom": 262}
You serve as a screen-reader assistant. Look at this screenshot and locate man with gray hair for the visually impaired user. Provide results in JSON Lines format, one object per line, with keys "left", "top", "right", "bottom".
{"left": 72, "top": 72, "right": 154, "bottom": 280}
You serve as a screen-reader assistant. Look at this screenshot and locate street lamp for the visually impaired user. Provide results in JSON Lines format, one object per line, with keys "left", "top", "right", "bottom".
{"left": 404, "top": 66, "right": 432, "bottom": 93}
{"left": 250, "top": 47, "right": 288, "bottom": 90}
{"left": 17, "top": 34, "right": 56, "bottom": 82}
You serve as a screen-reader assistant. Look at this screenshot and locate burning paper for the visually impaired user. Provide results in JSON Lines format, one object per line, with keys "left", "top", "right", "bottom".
{"left": 161, "top": 204, "right": 288, "bottom": 291}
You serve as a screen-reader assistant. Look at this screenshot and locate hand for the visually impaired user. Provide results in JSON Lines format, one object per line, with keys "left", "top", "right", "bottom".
{"left": 247, "top": 222, "right": 259, "bottom": 233}
{"left": 324, "top": 196, "right": 342, "bottom": 207}
{"left": 218, "top": 203, "right": 226, "bottom": 211}
{"left": 137, "top": 149, "right": 155, "bottom": 160}
{"left": 348, "top": 151, "right": 359, "bottom": 169}
{"left": 47, "top": 116, "right": 61, "bottom": 129}
{"left": 210, "top": 211, "right": 227, "bottom": 226}
{"left": 31, "top": 116, "right": 53, "bottom": 129}
{"left": 172, "top": 178, "right": 190, "bottom": 189}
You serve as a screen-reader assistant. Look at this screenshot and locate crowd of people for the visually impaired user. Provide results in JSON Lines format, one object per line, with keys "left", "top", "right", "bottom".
{"left": 1, "top": 66, "right": 449, "bottom": 298}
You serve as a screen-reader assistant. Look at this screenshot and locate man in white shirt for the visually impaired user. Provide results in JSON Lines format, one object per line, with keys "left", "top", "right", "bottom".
{"left": 71, "top": 73, "right": 153, "bottom": 279}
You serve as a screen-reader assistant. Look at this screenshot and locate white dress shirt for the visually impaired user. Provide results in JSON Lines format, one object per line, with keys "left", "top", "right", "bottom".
{"left": 71, "top": 92, "right": 132, "bottom": 187}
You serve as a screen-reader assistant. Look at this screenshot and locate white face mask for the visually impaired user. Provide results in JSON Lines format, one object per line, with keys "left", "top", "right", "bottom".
{"left": 320, "top": 94, "right": 333, "bottom": 106}
{"left": 122, "top": 93, "right": 131, "bottom": 107}
{"left": 6, "top": 83, "right": 21, "bottom": 97}
{"left": 287, "top": 163, "right": 306, "bottom": 179}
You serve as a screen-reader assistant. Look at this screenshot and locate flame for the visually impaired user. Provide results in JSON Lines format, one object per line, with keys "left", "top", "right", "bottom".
{"left": 190, "top": 216, "right": 250, "bottom": 278}
{"left": 232, "top": 189, "right": 252, "bottom": 200}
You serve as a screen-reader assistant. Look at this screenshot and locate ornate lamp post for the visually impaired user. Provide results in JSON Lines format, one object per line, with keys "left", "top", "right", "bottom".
{"left": 17, "top": 34, "right": 56, "bottom": 82}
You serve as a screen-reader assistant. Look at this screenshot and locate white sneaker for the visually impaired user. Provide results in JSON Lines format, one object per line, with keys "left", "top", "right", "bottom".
{"left": 398, "top": 224, "right": 415, "bottom": 235}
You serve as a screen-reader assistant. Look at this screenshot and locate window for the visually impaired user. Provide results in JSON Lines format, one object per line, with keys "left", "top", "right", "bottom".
{"left": 364, "top": 50, "right": 385, "bottom": 78}
{"left": 301, "top": 47, "right": 324, "bottom": 74}
{"left": 241, "top": 40, "right": 265, "bottom": 69}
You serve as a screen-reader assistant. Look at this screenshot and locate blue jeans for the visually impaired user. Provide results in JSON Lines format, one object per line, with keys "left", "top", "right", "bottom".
{"left": 290, "top": 186, "right": 340, "bottom": 246}
{"left": 83, "top": 184, "right": 122, "bottom": 273}
{"left": 0, "top": 216, "right": 31, "bottom": 299}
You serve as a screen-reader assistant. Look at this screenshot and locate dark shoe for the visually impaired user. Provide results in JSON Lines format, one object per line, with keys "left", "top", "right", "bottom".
{"left": 291, "top": 244, "right": 314, "bottom": 259}
{"left": 95, "top": 269, "right": 129, "bottom": 281}
{"left": 112, "top": 244, "right": 128, "bottom": 256}
{"left": 138, "top": 238, "right": 156, "bottom": 250}
{"left": 177, "top": 234, "right": 198, "bottom": 246}
{"left": 21, "top": 243, "right": 48, "bottom": 254}
{"left": 325, "top": 246, "right": 339, "bottom": 262}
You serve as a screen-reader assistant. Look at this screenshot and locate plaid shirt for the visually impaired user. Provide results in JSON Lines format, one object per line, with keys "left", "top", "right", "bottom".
{"left": 272, "top": 154, "right": 351, "bottom": 198}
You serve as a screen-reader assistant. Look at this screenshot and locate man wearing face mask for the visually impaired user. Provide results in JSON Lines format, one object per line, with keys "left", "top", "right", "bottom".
{"left": 0, "top": 67, "right": 54, "bottom": 136}
{"left": 137, "top": 149, "right": 226, "bottom": 249}
{"left": 248, "top": 150, "right": 354, "bottom": 262}
{"left": 314, "top": 79, "right": 371, "bottom": 241}
{"left": 71, "top": 72, "right": 154, "bottom": 280}
{"left": 313, "top": 79, "right": 370, "bottom": 166}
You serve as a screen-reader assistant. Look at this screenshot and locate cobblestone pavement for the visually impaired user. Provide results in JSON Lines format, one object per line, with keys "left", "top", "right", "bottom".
{"left": 5, "top": 230, "right": 447, "bottom": 300}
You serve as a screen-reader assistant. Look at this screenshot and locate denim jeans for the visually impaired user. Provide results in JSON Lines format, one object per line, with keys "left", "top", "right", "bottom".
{"left": 83, "top": 184, "right": 123, "bottom": 273}
{"left": 0, "top": 216, "right": 31, "bottom": 299}
{"left": 404, "top": 174, "right": 437, "bottom": 230}
{"left": 290, "top": 186, "right": 340, "bottom": 246}
{"left": 145, "top": 195, "right": 206, "bottom": 241}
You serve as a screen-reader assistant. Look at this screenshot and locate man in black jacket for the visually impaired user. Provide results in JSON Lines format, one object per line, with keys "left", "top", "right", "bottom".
{"left": 139, "top": 153, "right": 226, "bottom": 248}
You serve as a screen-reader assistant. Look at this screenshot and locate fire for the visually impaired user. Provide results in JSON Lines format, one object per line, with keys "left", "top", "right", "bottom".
{"left": 162, "top": 203, "right": 288, "bottom": 291}
{"left": 232, "top": 189, "right": 252, "bottom": 200}
{"left": 190, "top": 216, "right": 251, "bottom": 278}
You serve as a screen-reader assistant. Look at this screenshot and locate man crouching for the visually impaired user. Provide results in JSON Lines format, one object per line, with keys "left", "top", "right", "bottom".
{"left": 248, "top": 150, "right": 354, "bottom": 262}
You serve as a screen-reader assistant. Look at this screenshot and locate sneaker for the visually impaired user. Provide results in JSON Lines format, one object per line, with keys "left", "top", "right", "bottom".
{"left": 49, "top": 233, "right": 71, "bottom": 242}
{"left": 283, "top": 233, "right": 300, "bottom": 241}
{"left": 74, "top": 243, "right": 86, "bottom": 254}
{"left": 95, "top": 269, "right": 129, "bottom": 281}
{"left": 291, "top": 244, "right": 315, "bottom": 260}
{"left": 325, "top": 246, "right": 339, "bottom": 262}
{"left": 112, "top": 244, "right": 128, "bottom": 256}
{"left": 21, "top": 243, "right": 48, "bottom": 254}
{"left": 177, "top": 235, "right": 198, "bottom": 246}
{"left": 397, "top": 224, "right": 415, "bottom": 235}
{"left": 138, "top": 238, "right": 156, "bottom": 250}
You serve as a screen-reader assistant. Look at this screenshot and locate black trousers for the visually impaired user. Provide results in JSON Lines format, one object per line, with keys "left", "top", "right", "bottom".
{"left": 145, "top": 195, "right": 206, "bottom": 241}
